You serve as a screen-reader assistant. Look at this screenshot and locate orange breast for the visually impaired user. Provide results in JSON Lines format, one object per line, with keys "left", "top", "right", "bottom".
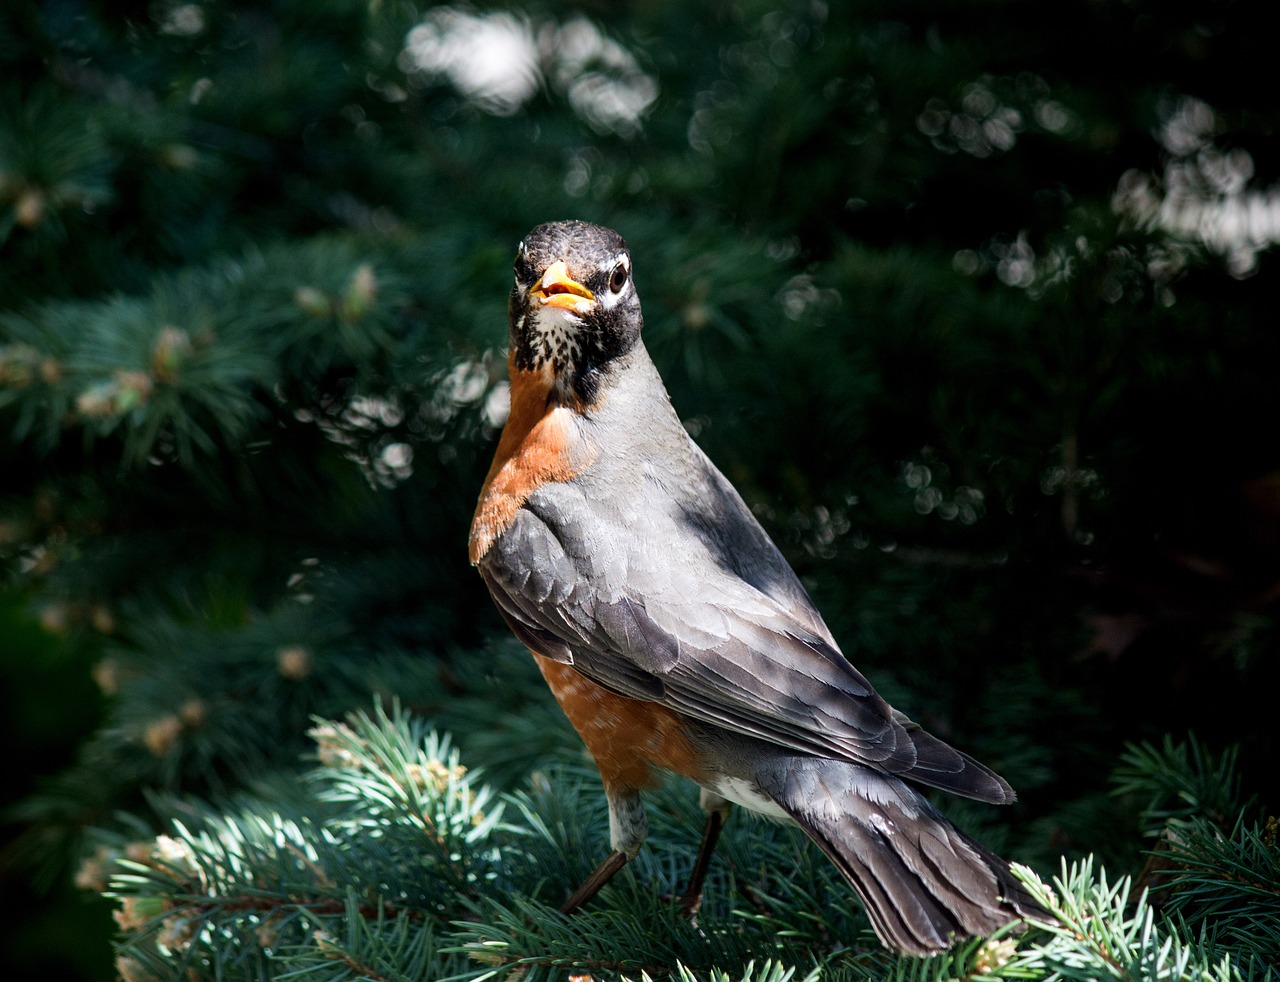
{"left": 473, "top": 356, "right": 691, "bottom": 790}
{"left": 534, "top": 654, "right": 707, "bottom": 793}
{"left": 470, "top": 359, "right": 588, "bottom": 564}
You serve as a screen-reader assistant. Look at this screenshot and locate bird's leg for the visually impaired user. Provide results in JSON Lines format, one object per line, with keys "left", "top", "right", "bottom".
{"left": 560, "top": 787, "right": 647, "bottom": 914}
{"left": 679, "top": 789, "right": 733, "bottom": 916}
{"left": 559, "top": 850, "right": 628, "bottom": 914}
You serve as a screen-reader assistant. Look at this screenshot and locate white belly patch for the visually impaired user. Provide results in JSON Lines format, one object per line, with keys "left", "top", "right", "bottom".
{"left": 706, "top": 776, "right": 792, "bottom": 822}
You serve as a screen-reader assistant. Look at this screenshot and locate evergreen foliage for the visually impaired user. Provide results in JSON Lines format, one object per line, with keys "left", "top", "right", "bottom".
{"left": 91, "top": 704, "right": 1274, "bottom": 981}
{"left": 2, "top": 0, "right": 1278, "bottom": 979}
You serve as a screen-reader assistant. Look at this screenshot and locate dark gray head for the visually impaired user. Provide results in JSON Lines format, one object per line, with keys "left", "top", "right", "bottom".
{"left": 510, "top": 220, "right": 643, "bottom": 406}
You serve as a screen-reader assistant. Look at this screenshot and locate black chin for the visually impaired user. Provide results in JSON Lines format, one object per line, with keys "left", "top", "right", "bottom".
{"left": 508, "top": 292, "right": 640, "bottom": 409}
{"left": 567, "top": 364, "right": 604, "bottom": 406}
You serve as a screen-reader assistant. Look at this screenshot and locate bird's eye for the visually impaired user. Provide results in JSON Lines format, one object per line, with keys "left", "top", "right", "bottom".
{"left": 608, "top": 262, "right": 628, "bottom": 294}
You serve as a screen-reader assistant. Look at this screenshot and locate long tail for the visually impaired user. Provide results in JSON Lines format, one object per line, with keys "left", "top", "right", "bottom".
{"left": 756, "top": 755, "right": 1042, "bottom": 955}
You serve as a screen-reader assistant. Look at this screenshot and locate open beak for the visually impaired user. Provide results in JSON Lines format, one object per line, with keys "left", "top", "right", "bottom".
{"left": 530, "top": 259, "right": 595, "bottom": 311}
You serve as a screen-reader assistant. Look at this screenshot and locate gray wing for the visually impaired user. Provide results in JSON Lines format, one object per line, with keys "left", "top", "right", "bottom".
{"left": 480, "top": 478, "right": 1013, "bottom": 804}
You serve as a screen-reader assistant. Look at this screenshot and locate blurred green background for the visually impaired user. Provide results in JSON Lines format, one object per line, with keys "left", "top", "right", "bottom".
{"left": 2, "top": 0, "right": 1277, "bottom": 978}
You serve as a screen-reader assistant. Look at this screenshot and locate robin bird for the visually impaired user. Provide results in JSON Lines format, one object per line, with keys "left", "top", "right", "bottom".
{"left": 469, "top": 220, "right": 1042, "bottom": 955}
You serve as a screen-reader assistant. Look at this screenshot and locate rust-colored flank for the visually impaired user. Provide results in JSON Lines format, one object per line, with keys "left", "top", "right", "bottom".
{"left": 533, "top": 654, "right": 706, "bottom": 792}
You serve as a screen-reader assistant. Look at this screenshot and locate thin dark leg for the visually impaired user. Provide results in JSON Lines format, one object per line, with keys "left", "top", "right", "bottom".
{"left": 560, "top": 849, "right": 629, "bottom": 914}
{"left": 678, "top": 808, "right": 725, "bottom": 916}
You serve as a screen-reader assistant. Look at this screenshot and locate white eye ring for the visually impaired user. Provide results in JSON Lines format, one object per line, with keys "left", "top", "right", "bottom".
{"left": 608, "top": 262, "right": 628, "bottom": 293}
{"left": 598, "top": 252, "right": 632, "bottom": 309}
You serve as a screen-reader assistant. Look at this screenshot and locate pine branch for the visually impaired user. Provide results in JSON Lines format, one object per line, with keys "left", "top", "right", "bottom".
{"left": 1156, "top": 818, "right": 1280, "bottom": 970}
{"left": 276, "top": 893, "right": 444, "bottom": 982}
{"left": 1, "top": 237, "right": 456, "bottom": 468}
{"left": 1112, "top": 735, "right": 1252, "bottom": 838}
{"left": 655, "top": 962, "right": 822, "bottom": 982}
{"left": 91, "top": 705, "right": 1277, "bottom": 982}
{"left": 1106, "top": 734, "right": 1278, "bottom": 970}
{"left": 102, "top": 703, "right": 511, "bottom": 981}
{"left": 999, "top": 859, "right": 1243, "bottom": 982}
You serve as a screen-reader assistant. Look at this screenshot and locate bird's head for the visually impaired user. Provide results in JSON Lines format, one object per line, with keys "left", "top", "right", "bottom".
{"left": 509, "top": 220, "right": 642, "bottom": 407}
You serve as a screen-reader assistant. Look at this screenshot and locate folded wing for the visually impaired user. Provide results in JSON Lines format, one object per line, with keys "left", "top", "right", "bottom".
{"left": 482, "top": 500, "right": 1013, "bottom": 805}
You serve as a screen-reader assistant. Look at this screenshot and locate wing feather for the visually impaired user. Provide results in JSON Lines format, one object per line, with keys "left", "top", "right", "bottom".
{"left": 481, "top": 482, "right": 1013, "bottom": 804}
{"left": 484, "top": 506, "right": 914, "bottom": 768}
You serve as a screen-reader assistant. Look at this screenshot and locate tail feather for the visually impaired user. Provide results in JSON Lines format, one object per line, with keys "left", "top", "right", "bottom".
{"left": 759, "top": 755, "right": 1041, "bottom": 955}
{"left": 892, "top": 711, "right": 1016, "bottom": 805}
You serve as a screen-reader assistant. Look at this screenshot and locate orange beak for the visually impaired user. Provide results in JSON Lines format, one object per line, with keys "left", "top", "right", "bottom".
{"left": 530, "top": 259, "right": 595, "bottom": 311}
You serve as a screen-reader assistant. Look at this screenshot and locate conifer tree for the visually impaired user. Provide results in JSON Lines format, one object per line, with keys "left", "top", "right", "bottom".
{"left": 2, "top": 1, "right": 1276, "bottom": 979}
